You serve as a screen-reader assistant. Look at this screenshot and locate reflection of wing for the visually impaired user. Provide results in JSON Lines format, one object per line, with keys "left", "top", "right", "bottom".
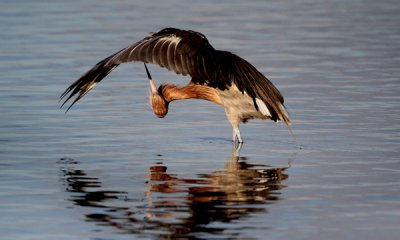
{"left": 60, "top": 28, "right": 289, "bottom": 123}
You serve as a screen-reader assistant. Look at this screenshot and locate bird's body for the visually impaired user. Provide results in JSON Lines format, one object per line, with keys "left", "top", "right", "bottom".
{"left": 61, "top": 28, "right": 291, "bottom": 143}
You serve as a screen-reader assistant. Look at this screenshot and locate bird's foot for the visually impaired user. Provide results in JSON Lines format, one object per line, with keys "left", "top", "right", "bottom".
{"left": 232, "top": 141, "right": 243, "bottom": 158}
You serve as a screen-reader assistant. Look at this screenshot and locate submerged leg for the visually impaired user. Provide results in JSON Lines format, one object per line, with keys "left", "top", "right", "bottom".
{"left": 226, "top": 113, "right": 243, "bottom": 143}
{"left": 232, "top": 141, "right": 243, "bottom": 158}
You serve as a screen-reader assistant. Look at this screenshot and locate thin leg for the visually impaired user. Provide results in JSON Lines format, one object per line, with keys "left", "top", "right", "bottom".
{"left": 232, "top": 127, "right": 243, "bottom": 144}
{"left": 226, "top": 111, "right": 243, "bottom": 144}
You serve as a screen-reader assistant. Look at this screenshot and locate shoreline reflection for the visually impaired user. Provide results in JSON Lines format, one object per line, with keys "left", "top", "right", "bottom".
{"left": 58, "top": 146, "right": 290, "bottom": 239}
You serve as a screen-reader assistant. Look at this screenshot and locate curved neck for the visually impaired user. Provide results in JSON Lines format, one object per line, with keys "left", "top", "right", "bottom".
{"left": 160, "top": 83, "right": 224, "bottom": 106}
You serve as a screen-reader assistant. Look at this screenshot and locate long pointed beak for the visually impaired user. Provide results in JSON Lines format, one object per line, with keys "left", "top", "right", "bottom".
{"left": 144, "top": 63, "right": 157, "bottom": 94}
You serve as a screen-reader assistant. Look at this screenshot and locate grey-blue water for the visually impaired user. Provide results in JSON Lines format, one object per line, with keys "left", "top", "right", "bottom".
{"left": 1, "top": 1, "right": 399, "bottom": 239}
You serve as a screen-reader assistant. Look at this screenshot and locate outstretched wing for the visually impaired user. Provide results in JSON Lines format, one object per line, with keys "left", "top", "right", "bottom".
{"left": 60, "top": 28, "right": 215, "bottom": 110}
{"left": 210, "top": 50, "right": 290, "bottom": 124}
{"left": 60, "top": 27, "right": 289, "bottom": 126}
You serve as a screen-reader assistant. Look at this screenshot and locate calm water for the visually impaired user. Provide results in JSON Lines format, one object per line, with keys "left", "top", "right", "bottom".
{"left": 1, "top": 0, "right": 400, "bottom": 239}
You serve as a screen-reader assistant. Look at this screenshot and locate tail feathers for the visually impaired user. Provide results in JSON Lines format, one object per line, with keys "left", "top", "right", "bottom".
{"left": 277, "top": 103, "right": 296, "bottom": 140}
{"left": 277, "top": 103, "right": 290, "bottom": 125}
{"left": 255, "top": 97, "right": 295, "bottom": 139}
{"left": 60, "top": 57, "right": 118, "bottom": 112}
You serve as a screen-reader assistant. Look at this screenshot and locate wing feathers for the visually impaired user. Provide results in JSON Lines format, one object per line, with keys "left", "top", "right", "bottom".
{"left": 60, "top": 56, "right": 118, "bottom": 111}
{"left": 60, "top": 29, "right": 212, "bottom": 109}
{"left": 61, "top": 27, "right": 290, "bottom": 126}
{"left": 151, "top": 39, "right": 164, "bottom": 66}
{"left": 158, "top": 40, "right": 170, "bottom": 68}
{"left": 179, "top": 52, "right": 188, "bottom": 75}
{"left": 215, "top": 50, "right": 289, "bottom": 124}
{"left": 166, "top": 39, "right": 177, "bottom": 72}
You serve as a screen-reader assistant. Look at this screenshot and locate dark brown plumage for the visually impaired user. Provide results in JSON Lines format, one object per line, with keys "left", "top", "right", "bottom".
{"left": 60, "top": 28, "right": 291, "bottom": 142}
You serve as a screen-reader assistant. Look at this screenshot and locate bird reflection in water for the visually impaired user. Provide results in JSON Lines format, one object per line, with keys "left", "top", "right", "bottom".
{"left": 58, "top": 145, "right": 290, "bottom": 239}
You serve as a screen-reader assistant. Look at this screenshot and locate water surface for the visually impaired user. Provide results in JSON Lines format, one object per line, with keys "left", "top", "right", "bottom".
{"left": 1, "top": 1, "right": 400, "bottom": 239}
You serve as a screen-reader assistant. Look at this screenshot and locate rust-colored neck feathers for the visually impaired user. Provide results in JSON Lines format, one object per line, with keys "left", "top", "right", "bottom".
{"left": 160, "top": 83, "right": 223, "bottom": 105}
{"left": 150, "top": 83, "right": 223, "bottom": 118}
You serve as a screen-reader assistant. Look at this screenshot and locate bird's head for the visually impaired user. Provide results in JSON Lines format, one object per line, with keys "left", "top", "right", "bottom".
{"left": 148, "top": 80, "right": 169, "bottom": 118}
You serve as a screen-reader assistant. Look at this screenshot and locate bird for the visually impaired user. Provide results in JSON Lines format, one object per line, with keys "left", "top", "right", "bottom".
{"left": 60, "top": 27, "right": 292, "bottom": 143}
